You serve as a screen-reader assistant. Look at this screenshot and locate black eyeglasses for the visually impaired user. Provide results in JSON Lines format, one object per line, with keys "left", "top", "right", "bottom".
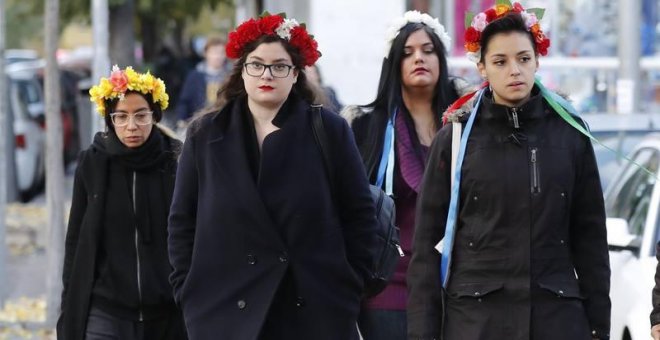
{"left": 243, "top": 62, "right": 295, "bottom": 78}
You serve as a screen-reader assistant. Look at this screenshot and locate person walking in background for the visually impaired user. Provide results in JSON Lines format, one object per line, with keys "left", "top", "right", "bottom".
{"left": 168, "top": 13, "right": 378, "bottom": 340}
{"left": 57, "top": 66, "right": 187, "bottom": 340}
{"left": 341, "top": 10, "right": 470, "bottom": 340}
{"left": 176, "top": 36, "right": 231, "bottom": 124}
{"left": 305, "top": 64, "right": 342, "bottom": 112}
{"left": 407, "top": 2, "right": 611, "bottom": 339}
{"left": 651, "top": 242, "right": 660, "bottom": 340}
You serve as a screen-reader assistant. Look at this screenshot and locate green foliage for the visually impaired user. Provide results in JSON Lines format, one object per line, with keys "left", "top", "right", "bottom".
{"left": 495, "top": 0, "right": 513, "bottom": 6}
{"left": 526, "top": 8, "right": 545, "bottom": 20}
{"left": 465, "top": 12, "right": 475, "bottom": 29}
{"left": 6, "top": 0, "right": 44, "bottom": 48}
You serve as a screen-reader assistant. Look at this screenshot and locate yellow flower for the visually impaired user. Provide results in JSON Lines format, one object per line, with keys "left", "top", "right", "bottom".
{"left": 495, "top": 4, "right": 510, "bottom": 16}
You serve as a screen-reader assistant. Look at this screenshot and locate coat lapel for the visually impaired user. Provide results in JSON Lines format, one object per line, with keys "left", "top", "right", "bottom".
{"left": 207, "top": 102, "right": 284, "bottom": 247}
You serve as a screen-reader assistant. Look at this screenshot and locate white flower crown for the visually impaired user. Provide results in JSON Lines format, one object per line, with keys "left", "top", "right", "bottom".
{"left": 384, "top": 11, "right": 452, "bottom": 58}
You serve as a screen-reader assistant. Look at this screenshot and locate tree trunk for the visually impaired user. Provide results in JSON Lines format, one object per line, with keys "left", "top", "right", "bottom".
{"left": 139, "top": 12, "right": 159, "bottom": 65}
{"left": 0, "top": 0, "right": 8, "bottom": 308}
{"left": 44, "top": 0, "right": 65, "bottom": 327}
{"left": 109, "top": 0, "right": 135, "bottom": 67}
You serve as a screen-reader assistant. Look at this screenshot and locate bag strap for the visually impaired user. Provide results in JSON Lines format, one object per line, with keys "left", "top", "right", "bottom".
{"left": 450, "top": 122, "right": 461, "bottom": 190}
{"left": 310, "top": 104, "right": 336, "bottom": 192}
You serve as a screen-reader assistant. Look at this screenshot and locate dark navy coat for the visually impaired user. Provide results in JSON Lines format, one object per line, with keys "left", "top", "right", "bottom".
{"left": 168, "top": 95, "right": 378, "bottom": 340}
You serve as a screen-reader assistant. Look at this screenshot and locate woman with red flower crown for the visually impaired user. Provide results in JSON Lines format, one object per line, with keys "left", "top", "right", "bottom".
{"left": 407, "top": 1, "right": 611, "bottom": 340}
{"left": 167, "top": 12, "right": 379, "bottom": 340}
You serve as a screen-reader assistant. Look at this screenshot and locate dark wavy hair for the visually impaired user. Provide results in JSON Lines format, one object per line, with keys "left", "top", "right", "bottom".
{"left": 479, "top": 13, "right": 537, "bottom": 63}
{"left": 103, "top": 91, "right": 163, "bottom": 132}
{"left": 358, "top": 23, "right": 459, "bottom": 180}
{"left": 210, "top": 35, "right": 318, "bottom": 111}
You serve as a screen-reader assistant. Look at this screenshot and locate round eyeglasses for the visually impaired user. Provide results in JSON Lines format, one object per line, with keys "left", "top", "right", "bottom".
{"left": 109, "top": 111, "right": 154, "bottom": 127}
{"left": 243, "top": 62, "right": 295, "bottom": 78}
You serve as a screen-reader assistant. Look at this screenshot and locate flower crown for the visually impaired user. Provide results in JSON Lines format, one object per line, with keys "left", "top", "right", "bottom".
{"left": 226, "top": 12, "right": 321, "bottom": 67}
{"left": 89, "top": 65, "right": 169, "bottom": 117}
{"left": 384, "top": 10, "right": 452, "bottom": 58}
{"left": 464, "top": 0, "right": 550, "bottom": 63}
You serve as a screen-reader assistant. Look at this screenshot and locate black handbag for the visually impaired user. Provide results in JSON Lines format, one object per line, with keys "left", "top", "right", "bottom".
{"left": 310, "top": 105, "right": 403, "bottom": 298}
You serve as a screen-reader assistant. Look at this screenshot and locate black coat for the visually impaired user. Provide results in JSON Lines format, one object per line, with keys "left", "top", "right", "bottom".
{"left": 57, "top": 128, "right": 182, "bottom": 340}
{"left": 407, "top": 89, "right": 611, "bottom": 340}
{"left": 651, "top": 241, "right": 660, "bottom": 326}
{"left": 168, "top": 96, "right": 378, "bottom": 340}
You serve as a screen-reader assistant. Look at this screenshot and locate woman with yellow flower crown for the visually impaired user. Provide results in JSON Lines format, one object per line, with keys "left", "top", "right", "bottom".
{"left": 57, "top": 66, "right": 187, "bottom": 340}
{"left": 407, "top": 1, "right": 610, "bottom": 339}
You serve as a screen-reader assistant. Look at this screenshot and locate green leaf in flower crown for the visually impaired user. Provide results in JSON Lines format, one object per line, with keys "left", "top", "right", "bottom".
{"left": 276, "top": 12, "right": 287, "bottom": 19}
{"left": 496, "top": 0, "right": 513, "bottom": 6}
{"left": 465, "top": 12, "right": 475, "bottom": 29}
{"left": 261, "top": 10, "right": 271, "bottom": 17}
{"left": 526, "top": 8, "right": 545, "bottom": 20}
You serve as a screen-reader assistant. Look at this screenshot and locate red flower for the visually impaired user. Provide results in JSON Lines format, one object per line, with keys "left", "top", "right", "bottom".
{"left": 537, "top": 37, "right": 550, "bottom": 56}
{"left": 109, "top": 69, "right": 128, "bottom": 93}
{"left": 258, "top": 14, "right": 284, "bottom": 35}
{"left": 290, "top": 26, "right": 320, "bottom": 66}
{"left": 485, "top": 8, "right": 497, "bottom": 22}
{"left": 464, "top": 27, "right": 481, "bottom": 43}
{"left": 512, "top": 2, "right": 525, "bottom": 13}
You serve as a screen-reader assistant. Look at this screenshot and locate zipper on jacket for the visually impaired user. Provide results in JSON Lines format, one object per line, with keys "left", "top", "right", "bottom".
{"left": 132, "top": 172, "right": 144, "bottom": 321}
{"left": 530, "top": 148, "right": 541, "bottom": 194}
{"left": 511, "top": 107, "right": 520, "bottom": 129}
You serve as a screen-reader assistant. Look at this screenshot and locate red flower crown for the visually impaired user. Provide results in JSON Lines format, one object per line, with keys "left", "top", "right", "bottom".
{"left": 226, "top": 12, "right": 321, "bottom": 67}
{"left": 464, "top": 0, "right": 550, "bottom": 62}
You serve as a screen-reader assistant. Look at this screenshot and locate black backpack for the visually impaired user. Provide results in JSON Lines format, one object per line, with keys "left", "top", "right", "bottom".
{"left": 310, "top": 105, "right": 403, "bottom": 298}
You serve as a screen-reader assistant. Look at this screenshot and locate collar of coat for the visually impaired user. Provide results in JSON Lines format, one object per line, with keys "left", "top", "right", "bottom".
{"left": 442, "top": 84, "right": 572, "bottom": 126}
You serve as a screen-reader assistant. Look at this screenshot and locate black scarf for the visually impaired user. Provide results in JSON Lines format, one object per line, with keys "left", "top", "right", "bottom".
{"left": 93, "top": 128, "right": 172, "bottom": 243}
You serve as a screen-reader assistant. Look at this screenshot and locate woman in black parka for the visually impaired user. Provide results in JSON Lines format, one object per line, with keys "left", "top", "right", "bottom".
{"left": 407, "top": 3, "right": 611, "bottom": 340}
{"left": 167, "top": 13, "right": 378, "bottom": 340}
{"left": 58, "top": 67, "right": 187, "bottom": 340}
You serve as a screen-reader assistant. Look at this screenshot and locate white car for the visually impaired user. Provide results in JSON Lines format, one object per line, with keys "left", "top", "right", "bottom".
{"left": 5, "top": 62, "right": 46, "bottom": 202}
{"left": 604, "top": 134, "right": 660, "bottom": 340}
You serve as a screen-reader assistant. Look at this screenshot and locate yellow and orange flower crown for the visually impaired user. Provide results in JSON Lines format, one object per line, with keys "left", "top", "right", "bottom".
{"left": 464, "top": 0, "right": 550, "bottom": 63}
{"left": 89, "top": 65, "right": 169, "bottom": 117}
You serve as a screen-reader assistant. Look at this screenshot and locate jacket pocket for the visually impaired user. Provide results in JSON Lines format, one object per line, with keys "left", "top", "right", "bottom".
{"left": 448, "top": 282, "right": 504, "bottom": 300}
{"left": 537, "top": 278, "right": 584, "bottom": 300}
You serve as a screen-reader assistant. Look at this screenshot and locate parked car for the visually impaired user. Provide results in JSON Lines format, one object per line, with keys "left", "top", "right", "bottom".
{"left": 6, "top": 62, "right": 46, "bottom": 202}
{"left": 604, "top": 133, "right": 660, "bottom": 340}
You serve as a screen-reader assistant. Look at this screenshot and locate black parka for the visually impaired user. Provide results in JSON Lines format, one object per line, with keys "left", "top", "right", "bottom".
{"left": 407, "top": 87, "right": 611, "bottom": 340}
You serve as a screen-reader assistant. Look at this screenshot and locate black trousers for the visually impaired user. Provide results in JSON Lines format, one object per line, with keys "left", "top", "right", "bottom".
{"left": 85, "top": 306, "right": 187, "bottom": 340}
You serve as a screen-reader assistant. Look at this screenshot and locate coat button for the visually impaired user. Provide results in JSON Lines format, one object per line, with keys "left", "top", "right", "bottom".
{"left": 558, "top": 290, "right": 564, "bottom": 295}
{"left": 560, "top": 239, "right": 565, "bottom": 245}
{"left": 560, "top": 192, "right": 566, "bottom": 197}
{"left": 247, "top": 254, "right": 257, "bottom": 265}
{"left": 473, "top": 196, "right": 478, "bottom": 201}
{"left": 278, "top": 252, "right": 288, "bottom": 263}
{"left": 468, "top": 242, "right": 474, "bottom": 247}
{"left": 237, "top": 300, "right": 246, "bottom": 309}
{"left": 295, "top": 297, "right": 305, "bottom": 307}
{"left": 474, "top": 292, "right": 480, "bottom": 296}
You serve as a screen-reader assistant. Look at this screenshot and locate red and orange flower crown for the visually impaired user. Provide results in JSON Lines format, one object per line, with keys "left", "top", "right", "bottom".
{"left": 464, "top": 0, "right": 550, "bottom": 62}
{"left": 226, "top": 12, "right": 321, "bottom": 67}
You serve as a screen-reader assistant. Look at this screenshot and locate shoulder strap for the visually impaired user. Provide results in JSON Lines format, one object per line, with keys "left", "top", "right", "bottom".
{"left": 450, "top": 122, "right": 461, "bottom": 191}
{"left": 310, "top": 104, "right": 336, "bottom": 190}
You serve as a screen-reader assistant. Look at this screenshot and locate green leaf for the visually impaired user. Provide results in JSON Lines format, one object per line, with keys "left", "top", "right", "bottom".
{"left": 526, "top": 8, "right": 545, "bottom": 20}
{"left": 465, "top": 12, "right": 475, "bottom": 29}
{"left": 276, "top": 12, "right": 287, "bottom": 19}
{"left": 261, "top": 10, "right": 271, "bottom": 17}
{"left": 496, "top": 0, "right": 513, "bottom": 6}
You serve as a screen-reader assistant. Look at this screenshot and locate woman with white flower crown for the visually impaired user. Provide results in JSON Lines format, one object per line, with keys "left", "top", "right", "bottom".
{"left": 341, "top": 10, "right": 471, "bottom": 340}
{"left": 407, "top": 1, "right": 610, "bottom": 339}
{"left": 168, "top": 12, "right": 378, "bottom": 340}
{"left": 57, "top": 66, "right": 187, "bottom": 340}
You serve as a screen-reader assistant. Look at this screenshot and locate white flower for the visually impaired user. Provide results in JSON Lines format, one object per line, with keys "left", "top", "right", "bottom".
{"left": 471, "top": 13, "right": 488, "bottom": 32}
{"left": 521, "top": 12, "right": 538, "bottom": 28}
{"left": 275, "top": 18, "right": 299, "bottom": 40}
{"left": 467, "top": 51, "right": 481, "bottom": 63}
{"left": 384, "top": 11, "right": 452, "bottom": 58}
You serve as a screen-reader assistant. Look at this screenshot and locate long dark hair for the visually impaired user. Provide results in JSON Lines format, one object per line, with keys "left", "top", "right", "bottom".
{"left": 359, "top": 23, "right": 458, "bottom": 179}
{"left": 479, "top": 13, "right": 537, "bottom": 63}
{"left": 103, "top": 91, "right": 163, "bottom": 132}
{"left": 209, "top": 35, "right": 318, "bottom": 112}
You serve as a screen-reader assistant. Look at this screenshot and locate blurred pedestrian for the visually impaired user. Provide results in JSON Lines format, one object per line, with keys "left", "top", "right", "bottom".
{"left": 168, "top": 13, "right": 378, "bottom": 340}
{"left": 652, "top": 241, "right": 660, "bottom": 340}
{"left": 341, "top": 10, "right": 470, "bottom": 340}
{"left": 305, "top": 64, "right": 342, "bottom": 112}
{"left": 407, "top": 1, "right": 611, "bottom": 339}
{"left": 57, "top": 66, "right": 187, "bottom": 340}
{"left": 176, "top": 36, "right": 231, "bottom": 124}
